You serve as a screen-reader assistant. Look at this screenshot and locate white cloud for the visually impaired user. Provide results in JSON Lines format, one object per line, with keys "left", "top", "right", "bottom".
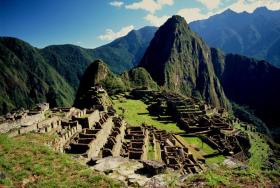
{"left": 177, "top": 8, "right": 211, "bottom": 23}
{"left": 142, "top": 0, "right": 280, "bottom": 27}
{"left": 224, "top": 0, "right": 280, "bottom": 13}
{"left": 196, "top": 0, "right": 221, "bottom": 10}
{"left": 177, "top": 0, "right": 280, "bottom": 24}
{"left": 125, "top": 0, "right": 174, "bottom": 13}
{"left": 144, "top": 14, "right": 170, "bottom": 26}
{"left": 98, "top": 25, "right": 134, "bottom": 41}
{"left": 109, "top": 1, "right": 124, "bottom": 7}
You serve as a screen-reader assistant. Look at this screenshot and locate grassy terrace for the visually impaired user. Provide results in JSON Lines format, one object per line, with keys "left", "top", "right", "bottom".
{"left": 184, "top": 128, "right": 280, "bottom": 187}
{"left": 0, "top": 134, "right": 122, "bottom": 187}
{"left": 112, "top": 95, "right": 280, "bottom": 187}
{"left": 113, "top": 98, "right": 184, "bottom": 133}
{"left": 113, "top": 96, "right": 225, "bottom": 164}
{"left": 181, "top": 136, "right": 225, "bottom": 164}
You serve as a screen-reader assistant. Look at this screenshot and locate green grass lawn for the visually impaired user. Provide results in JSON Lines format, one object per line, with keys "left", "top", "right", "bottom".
{"left": 0, "top": 133, "right": 122, "bottom": 187}
{"left": 181, "top": 136, "right": 217, "bottom": 154}
{"left": 181, "top": 136, "right": 225, "bottom": 164}
{"left": 205, "top": 155, "right": 226, "bottom": 165}
{"left": 113, "top": 98, "right": 184, "bottom": 133}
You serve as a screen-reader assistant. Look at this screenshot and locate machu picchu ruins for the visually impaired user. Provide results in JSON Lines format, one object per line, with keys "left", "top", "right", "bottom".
{"left": 1, "top": 4, "right": 280, "bottom": 187}
{"left": 0, "top": 84, "right": 262, "bottom": 186}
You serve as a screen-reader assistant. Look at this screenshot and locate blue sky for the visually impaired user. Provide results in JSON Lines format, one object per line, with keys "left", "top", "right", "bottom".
{"left": 1, "top": 0, "right": 280, "bottom": 49}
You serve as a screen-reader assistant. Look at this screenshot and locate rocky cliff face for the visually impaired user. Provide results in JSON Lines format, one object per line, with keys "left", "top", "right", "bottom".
{"left": 74, "top": 59, "right": 127, "bottom": 104}
{"left": 74, "top": 60, "right": 159, "bottom": 104}
{"left": 140, "top": 15, "right": 231, "bottom": 109}
{"left": 212, "top": 51, "right": 280, "bottom": 128}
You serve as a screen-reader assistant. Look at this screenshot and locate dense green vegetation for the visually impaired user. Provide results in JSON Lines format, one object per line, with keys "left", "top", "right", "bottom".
{"left": 0, "top": 27, "right": 156, "bottom": 114}
{"left": 41, "top": 26, "right": 157, "bottom": 91}
{"left": 0, "top": 37, "right": 74, "bottom": 114}
{"left": 74, "top": 60, "right": 128, "bottom": 105}
{"left": 232, "top": 103, "right": 270, "bottom": 134}
{"left": 217, "top": 54, "right": 280, "bottom": 129}
{"left": 0, "top": 134, "right": 122, "bottom": 187}
{"left": 41, "top": 44, "right": 93, "bottom": 91}
{"left": 75, "top": 60, "right": 160, "bottom": 102}
{"left": 139, "top": 15, "right": 231, "bottom": 110}
{"left": 89, "top": 26, "right": 157, "bottom": 73}
{"left": 121, "top": 67, "right": 159, "bottom": 90}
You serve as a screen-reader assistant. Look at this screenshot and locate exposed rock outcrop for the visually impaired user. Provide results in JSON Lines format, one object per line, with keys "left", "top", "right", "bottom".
{"left": 139, "top": 15, "right": 231, "bottom": 110}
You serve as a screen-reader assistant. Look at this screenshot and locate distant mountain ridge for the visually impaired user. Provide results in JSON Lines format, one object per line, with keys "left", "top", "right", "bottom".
{"left": 0, "top": 26, "right": 157, "bottom": 114}
{"left": 41, "top": 26, "right": 157, "bottom": 90}
{"left": 190, "top": 7, "right": 280, "bottom": 67}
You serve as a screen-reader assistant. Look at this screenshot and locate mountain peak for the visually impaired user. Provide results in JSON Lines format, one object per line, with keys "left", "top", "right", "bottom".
{"left": 139, "top": 15, "right": 231, "bottom": 109}
{"left": 157, "top": 15, "right": 191, "bottom": 37}
{"left": 223, "top": 8, "right": 237, "bottom": 15}
{"left": 169, "top": 15, "right": 186, "bottom": 23}
{"left": 165, "top": 15, "right": 189, "bottom": 27}
{"left": 253, "top": 6, "right": 269, "bottom": 14}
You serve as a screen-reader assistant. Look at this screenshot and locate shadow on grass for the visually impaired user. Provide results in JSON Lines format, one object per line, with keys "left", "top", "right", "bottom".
{"left": 137, "top": 112, "right": 150, "bottom": 115}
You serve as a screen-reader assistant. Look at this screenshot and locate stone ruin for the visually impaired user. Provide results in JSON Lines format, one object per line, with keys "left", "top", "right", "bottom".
{"left": 0, "top": 102, "right": 50, "bottom": 135}
{"left": 131, "top": 89, "right": 250, "bottom": 159}
{"left": 121, "top": 125, "right": 204, "bottom": 175}
{"left": 74, "top": 86, "right": 110, "bottom": 111}
{"left": 0, "top": 86, "right": 253, "bottom": 184}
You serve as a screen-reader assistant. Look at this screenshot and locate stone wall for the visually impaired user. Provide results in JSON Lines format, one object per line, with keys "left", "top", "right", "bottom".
{"left": 53, "top": 122, "right": 82, "bottom": 152}
{"left": 86, "top": 117, "right": 114, "bottom": 158}
{"left": 73, "top": 110, "right": 100, "bottom": 129}
{"left": 7, "top": 116, "right": 61, "bottom": 137}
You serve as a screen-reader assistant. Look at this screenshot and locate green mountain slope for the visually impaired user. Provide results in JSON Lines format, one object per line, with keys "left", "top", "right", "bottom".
{"left": 0, "top": 37, "right": 74, "bottom": 114}
{"left": 121, "top": 67, "right": 158, "bottom": 90}
{"left": 74, "top": 60, "right": 127, "bottom": 107}
{"left": 139, "top": 15, "right": 231, "bottom": 109}
{"left": 211, "top": 48, "right": 280, "bottom": 129}
{"left": 89, "top": 26, "right": 157, "bottom": 73}
{"left": 41, "top": 26, "right": 157, "bottom": 90}
{"left": 74, "top": 60, "right": 160, "bottom": 109}
{"left": 0, "top": 27, "right": 156, "bottom": 114}
{"left": 41, "top": 44, "right": 93, "bottom": 90}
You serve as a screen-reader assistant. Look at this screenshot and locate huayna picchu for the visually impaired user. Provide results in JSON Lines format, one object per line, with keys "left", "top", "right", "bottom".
{"left": 1, "top": 6, "right": 280, "bottom": 188}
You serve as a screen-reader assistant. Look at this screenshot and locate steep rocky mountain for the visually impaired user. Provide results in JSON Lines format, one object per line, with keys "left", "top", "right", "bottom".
{"left": 0, "top": 37, "right": 75, "bottom": 114}
{"left": 74, "top": 60, "right": 159, "bottom": 106}
{"left": 190, "top": 7, "right": 280, "bottom": 67}
{"left": 74, "top": 59, "right": 127, "bottom": 105}
{"left": 211, "top": 48, "right": 280, "bottom": 129}
{"left": 139, "top": 15, "right": 231, "bottom": 109}
{"left": 41, "top": 26, "right": 157, "bottom": 90}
